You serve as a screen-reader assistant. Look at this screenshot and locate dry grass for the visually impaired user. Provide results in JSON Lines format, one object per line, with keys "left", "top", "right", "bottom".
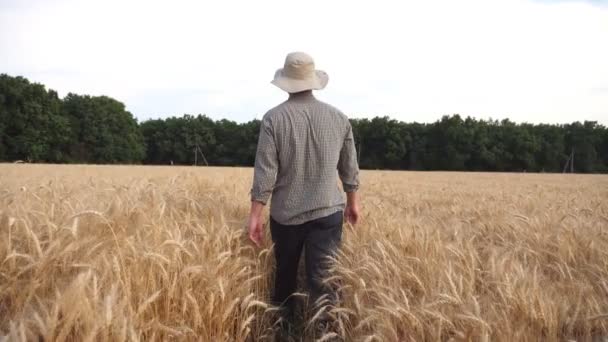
{"left": 0, "top": 164, "right": 607, "bottom": 341}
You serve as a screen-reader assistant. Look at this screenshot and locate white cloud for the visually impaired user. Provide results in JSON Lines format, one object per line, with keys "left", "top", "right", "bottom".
{"left": 1, "top": 0, "right": 607, "bottom": 124}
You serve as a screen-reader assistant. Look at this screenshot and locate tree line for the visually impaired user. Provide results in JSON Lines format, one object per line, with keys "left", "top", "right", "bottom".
{"left": 1, "top": 74, "right": 606, "bottom": 172}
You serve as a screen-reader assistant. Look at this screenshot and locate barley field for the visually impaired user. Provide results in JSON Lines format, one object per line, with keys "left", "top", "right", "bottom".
{"left": 0, "top": 164, "right": 607, "bottom": 341}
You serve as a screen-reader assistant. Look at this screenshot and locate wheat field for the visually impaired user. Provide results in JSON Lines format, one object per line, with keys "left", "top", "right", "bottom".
{"left": 0, "top": 164, "right": 607, "bottom": 341}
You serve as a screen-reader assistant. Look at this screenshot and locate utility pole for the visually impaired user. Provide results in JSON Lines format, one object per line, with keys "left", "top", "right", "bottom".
{"left": 562, "top": 149, "right": 575, "bottom": 173}
{"left": 197, "top": 145, "right": 209, "bottom": 166}
{"left": 570, "top": 149, "right": 574, "bottom": 173}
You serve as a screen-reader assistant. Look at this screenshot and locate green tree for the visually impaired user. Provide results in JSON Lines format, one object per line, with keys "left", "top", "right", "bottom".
{"left": 63, "top": 94, "right": 145, "bottom": 163}
{"left": 210, "top": 118, "right": 261, "bottom": 166}
{"left": 2, "top": 74, "right": 608, "bottom": 172}
{"left": 425, "top": 115, "right": 473, "bottom": 170}
{"left": 0, "top": 74, "right": 71, "bottom": 162}
{"left": 533, "top": 124, "right": 566, "bottom": 172}
{"left": 565, "top": 121, "right": 603, "bottom": 172}
{"left": 599, "top": 128, "right": 608, "bottom": 172}
{"left": 140, "top": 114, "right": 216, "bottom": 165}
{"left": 403, "top": 122, "right": 428, "bottom": 170}
{"left": 351, "top": 117, "right": 408, "bottom": 169}
{"left": 466, "top": 119, "right": 498, "bottom": 171}
{"left": 140, "top": 119, "right": 169, "bottom": 164}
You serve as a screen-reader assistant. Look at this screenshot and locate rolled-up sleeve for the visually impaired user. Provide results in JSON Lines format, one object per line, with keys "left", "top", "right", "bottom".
{"left": 251, "top": 116, "right": 278, "bottom": 204}
{"left": 338, "top": 121, "right": 360, "bottom": 192}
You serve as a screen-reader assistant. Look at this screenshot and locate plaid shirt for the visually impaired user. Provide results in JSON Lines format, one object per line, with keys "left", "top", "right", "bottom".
{"left": 251, "top": 92, "right": 360, "bottom": 225}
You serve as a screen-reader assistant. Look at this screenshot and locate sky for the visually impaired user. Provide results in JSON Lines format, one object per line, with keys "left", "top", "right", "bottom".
{"left": 1, "top": 0, "right": 607, "bottom": 125}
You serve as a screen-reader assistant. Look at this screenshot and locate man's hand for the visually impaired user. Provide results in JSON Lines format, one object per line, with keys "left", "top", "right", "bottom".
{"left": 345, "top": 192, "right": 360, "bottom": 225}
{"left": 248, "top": 214, "right": 264, "bottom": 247}
{"left": 345, "top": 203, "right": 360, "bottom": 225}
{"left": 248, "top": 201, "right": 266, "bottom": 247}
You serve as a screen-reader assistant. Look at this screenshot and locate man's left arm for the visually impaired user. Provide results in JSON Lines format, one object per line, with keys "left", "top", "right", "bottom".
{"left": 248, "top": 116, "right": 278, "bottom": 246}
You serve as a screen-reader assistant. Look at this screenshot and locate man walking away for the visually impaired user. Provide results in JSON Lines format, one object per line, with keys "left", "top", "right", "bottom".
{"left": 247, "top": 52, "right": 360, "bottom": 339}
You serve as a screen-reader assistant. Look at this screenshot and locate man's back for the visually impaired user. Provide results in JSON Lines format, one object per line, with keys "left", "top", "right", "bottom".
{"left": 251, "top": 92, "right": 359, "bottom": 225}
{"left": 247, "top": 52, "right": 360, "bottom": 338}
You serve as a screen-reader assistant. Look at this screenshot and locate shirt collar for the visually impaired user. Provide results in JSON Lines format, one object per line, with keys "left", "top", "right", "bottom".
{"left": 288, "top": 91, "right": 315, "bottom": 101}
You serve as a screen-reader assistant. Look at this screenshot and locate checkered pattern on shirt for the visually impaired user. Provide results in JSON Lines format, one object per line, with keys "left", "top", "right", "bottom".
{"left": 251, "top": 92, "right": 360, "bottom": 225}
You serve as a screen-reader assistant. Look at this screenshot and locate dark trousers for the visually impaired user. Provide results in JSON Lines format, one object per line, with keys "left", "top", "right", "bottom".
{"left": 270, "top": 211, "right": 343, "bottom": 319}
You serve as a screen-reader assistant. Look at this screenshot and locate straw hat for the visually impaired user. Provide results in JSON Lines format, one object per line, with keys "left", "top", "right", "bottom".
{"left": 271, "top": 52, "right": 329, "bottom": 93}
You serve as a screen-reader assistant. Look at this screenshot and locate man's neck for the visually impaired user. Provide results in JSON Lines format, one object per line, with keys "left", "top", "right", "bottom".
{"left": 288, "top": 90, "right": 314, "bottom": 100}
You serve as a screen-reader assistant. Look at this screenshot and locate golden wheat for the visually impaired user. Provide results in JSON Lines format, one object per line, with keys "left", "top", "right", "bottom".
{"left": 0, "top": 164, "right": 607, "bottom": 341}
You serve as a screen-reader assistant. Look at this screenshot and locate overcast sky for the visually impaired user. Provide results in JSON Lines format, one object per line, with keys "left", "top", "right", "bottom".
{"left": 1, "top": 0, "right": 607, "bottom": 124}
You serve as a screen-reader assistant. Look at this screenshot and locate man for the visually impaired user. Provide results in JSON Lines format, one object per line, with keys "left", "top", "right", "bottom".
{"left": 247, "top": 51, "right": 360, "bottom": 336}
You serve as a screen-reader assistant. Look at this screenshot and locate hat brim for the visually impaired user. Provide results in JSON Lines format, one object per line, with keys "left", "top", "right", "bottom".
{"left": 271, "top": 69, "right": 329, "bottom": 93}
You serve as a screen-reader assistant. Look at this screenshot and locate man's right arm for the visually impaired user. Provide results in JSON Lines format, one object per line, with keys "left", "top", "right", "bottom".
{"left": 251, "top": 115, "right": 278, "bottom": 204}
{"left": 248, "top": 115, "right": 278, "bottom": 246}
